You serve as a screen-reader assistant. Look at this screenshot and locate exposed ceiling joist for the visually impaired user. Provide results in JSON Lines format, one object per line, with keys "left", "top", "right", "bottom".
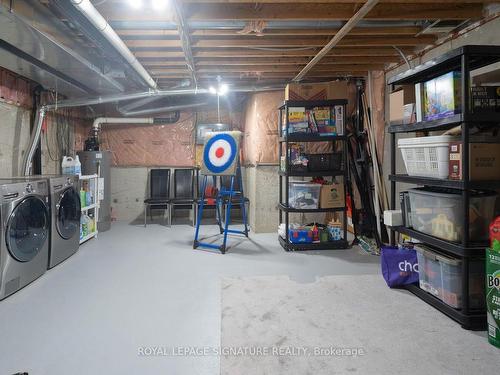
{"left": 124, "top": 35, "right": 434, "bottom": 48}
{"left": 191, "top": 47, "right": 414, "bottom": 58}
{"left": 183, "top": 3, "right": 483, "bottom": 21}
{"left": 294, "top": 0, "right": 379, "bottom": 81}
{"left": 140, "top": 56, "right": 400, "bottom": 66}
{"left": 190, "top": 26, "right": 422, "bottom": 36}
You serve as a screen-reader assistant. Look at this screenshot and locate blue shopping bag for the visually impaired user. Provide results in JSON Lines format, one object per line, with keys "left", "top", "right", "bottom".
{"left": 381, "top": 245, "right": 419, "bottom": 288}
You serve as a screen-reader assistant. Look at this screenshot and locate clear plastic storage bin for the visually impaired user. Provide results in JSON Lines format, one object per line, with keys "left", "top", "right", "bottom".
{"left": 408, "top": 187, "right": 497, "bottom": 243}
{"left": 415, "top": 244, "right": 485, "bottom": 309}
{"left": 288, "top": 182, "right": 321, "bottom": 209}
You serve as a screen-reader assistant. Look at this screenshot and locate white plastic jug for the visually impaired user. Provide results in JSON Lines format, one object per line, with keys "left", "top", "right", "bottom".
{"left": 74, "top": 155, "right": 82, "bottom": 176}
{"left": 62, "top": 156, "right": 74, "bottom": 175}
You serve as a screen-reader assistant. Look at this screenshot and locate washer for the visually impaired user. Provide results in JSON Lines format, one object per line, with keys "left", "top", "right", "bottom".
{"left": 45, "top": 175, "right": 81, "bottom": 268}
{"left": 0, "top": 178, "right": 50, "bottom": 300}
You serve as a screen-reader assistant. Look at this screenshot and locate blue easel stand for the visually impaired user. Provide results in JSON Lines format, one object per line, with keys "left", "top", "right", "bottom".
{"left": 193, "top": 164, "right": 249, "bottom": 254}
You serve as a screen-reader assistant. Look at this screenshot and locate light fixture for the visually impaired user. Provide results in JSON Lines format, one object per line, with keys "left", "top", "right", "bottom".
{"left": 128, "top": 0, "right": 142, "bottom": 9}
{"left": 152, "top": 0, "right": 168, "bottom": 10}
{"left": 208, "top": 83, "right": 229, "bottom": 96}
{"left": 218, "top": 83, "right": 229, "bottom": 96}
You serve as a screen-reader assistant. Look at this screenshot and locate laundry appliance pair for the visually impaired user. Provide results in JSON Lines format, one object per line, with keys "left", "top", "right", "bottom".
{"left": 0, "top": 175, "right": 80, "bottom": 300}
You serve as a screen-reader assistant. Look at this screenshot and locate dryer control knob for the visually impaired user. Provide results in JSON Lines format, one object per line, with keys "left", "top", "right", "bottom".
{"left": 26, "top": 184, "right": 33, "bottom": 193}
{"left": 66, "top": 177, "right": 72, "bottom": 185}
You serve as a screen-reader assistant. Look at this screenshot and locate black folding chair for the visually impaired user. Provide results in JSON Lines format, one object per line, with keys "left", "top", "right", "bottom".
{"left": 144, "top": 169, "right": 170, "bottom": 226}
{"left": 170, "top": 168, "right": 197, "bottom": 226}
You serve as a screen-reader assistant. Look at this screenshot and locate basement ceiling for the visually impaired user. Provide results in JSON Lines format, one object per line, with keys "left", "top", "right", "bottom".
{"left": 45, "top": 0, "right": 495, "bottom": 88}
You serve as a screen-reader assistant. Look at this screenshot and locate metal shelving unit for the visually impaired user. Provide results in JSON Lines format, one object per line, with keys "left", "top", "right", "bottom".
{"left": 79, "top": 174, "right": 99, "bottom": 244}
{"left": 278, "top": 99, "right": 349, "bottom": 251}
{"left": 388, "top": 45, "right": 500, "bottom": 330}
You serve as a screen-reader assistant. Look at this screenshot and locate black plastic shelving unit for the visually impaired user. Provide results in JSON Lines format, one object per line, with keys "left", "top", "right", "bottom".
{"left": 278, "top": 99, "right": 349, "bottom": 251}
{"left": 388, "top": 45, "right": 500, "bottom": 330}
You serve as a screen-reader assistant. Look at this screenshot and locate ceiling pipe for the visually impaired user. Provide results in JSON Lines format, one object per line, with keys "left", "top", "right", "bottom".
{"left": 119, "top": 101, "right": 208, "bottom": 117}
{"left": 293, "top": 0, "right": 380, "bottom": 81}
{"left": 92, "top": 117, "right": 154, "bottom": 131}
{"left": 171, "top": 0, "right": 198, "bottom": 87}
{"left": 69, "top": 0, "right": 157, "bottom": 90}
{"left": 118, "top": 80, "right": 192, "bottom": 113}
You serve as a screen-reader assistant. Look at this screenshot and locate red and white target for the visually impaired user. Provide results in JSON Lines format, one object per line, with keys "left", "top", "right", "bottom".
{"left": 202, "top": 131, "right": 241, "bottom": 175}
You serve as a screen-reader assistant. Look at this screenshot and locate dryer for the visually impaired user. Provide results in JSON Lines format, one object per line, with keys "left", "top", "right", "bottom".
{"left": 46, "top": 175, "right": 81, "bottom": 268}
{"left": 0, "top": 178, "right": 50, "bottom": 300}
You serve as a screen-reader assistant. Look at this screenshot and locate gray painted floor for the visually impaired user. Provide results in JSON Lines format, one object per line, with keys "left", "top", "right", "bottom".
{"left": 0, "top": 222, "right": 490, "bottom": 374}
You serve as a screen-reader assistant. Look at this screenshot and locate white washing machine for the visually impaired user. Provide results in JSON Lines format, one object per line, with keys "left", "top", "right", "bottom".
{"left": 0, "top": 178, "right": 50, "bottom": 300}
{"left": 45, "top": 175, "right": 81, "bottom": 268}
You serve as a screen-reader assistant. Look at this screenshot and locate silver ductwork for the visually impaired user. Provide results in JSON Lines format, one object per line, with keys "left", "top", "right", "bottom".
{"left": 69, "top": 0, "right": 158, "bottom": 90}
{"left": 118, "top": 101, "right": 208, "bottom": 116}
{"left": 0, "top": 4, "right": 125, "bottom": 96}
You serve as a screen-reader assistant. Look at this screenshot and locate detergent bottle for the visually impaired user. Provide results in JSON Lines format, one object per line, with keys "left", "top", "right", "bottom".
{"left": 61, "top": 156, "right": 74, "bottom": 175}
{"left": 74, "top": 155, "right": 82, "bottom": 176}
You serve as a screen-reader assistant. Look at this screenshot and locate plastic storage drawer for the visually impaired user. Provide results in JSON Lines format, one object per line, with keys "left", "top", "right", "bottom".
{"left": 415, "top": 244, "right": 485, "bottom": 309}
{"left": 398, "top": 135, "right": 458, "bottom": 179}
{"left": 408, "top": 187, "right": 497, "bottom": 243}
{"left": 288, "top": 182, "right": 321, "bottom": 209}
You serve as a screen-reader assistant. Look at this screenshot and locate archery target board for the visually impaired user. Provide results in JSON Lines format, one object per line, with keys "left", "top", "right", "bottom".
{"left": 201, "top": 131, "right": 241, "bottom": 175}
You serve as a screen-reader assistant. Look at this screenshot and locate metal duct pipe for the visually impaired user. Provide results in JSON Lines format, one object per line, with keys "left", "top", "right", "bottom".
{"left": 92, "top": 117, "right": 154, "bottom": 131}
{"left": 70, "top": 0, "right": 157, "bottom": 90}
{"left": 119, "top": 101, "right": 208, "bottom": 116}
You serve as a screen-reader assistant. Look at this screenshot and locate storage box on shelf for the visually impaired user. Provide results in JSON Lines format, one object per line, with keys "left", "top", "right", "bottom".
{"left": 415, "top": 244, "right": 485, "bottom": 310}
{"left": 408, "top": 187, "right": 497, "bottom": 243}
{"left": 388, "top": 45, "right": 500, "bottom": 330}
{"left": 278, "top": 99, "right": 349, "bottom": 251}
{"left": 288, "top": 182, "right": 321, "bottom": 210}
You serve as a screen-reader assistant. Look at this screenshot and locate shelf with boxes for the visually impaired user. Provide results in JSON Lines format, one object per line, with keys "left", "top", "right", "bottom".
{"left": 278, "top": 99, "right": 349, "bottom": 251}
{"left": 388, "top": 45, "right": 500, "bottom": 330}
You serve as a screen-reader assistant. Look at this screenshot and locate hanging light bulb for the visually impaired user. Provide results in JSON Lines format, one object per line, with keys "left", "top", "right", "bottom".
{"left": 218, "top": 83, "right": 229, "bottom": 96}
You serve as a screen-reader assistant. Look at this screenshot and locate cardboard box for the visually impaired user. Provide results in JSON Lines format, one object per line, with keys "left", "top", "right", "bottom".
{"left": 471, "top": 86, "right": 500, "bottom": 113}
{"left": 327, "top": 81, "right": 349, "bottom": 100}
{"left": 285, "top": 83, "right": 329, "bottom": 101}
{"left": 285, "top": 81, "right": 349, "bottom": 101}
{"left": 320, "top": 183, "right": 345, "bottom": 208}
{"left": 389, "top": 85, "right": 415, "bottom": 123}
{"left": 449, "top": 142, "right": 500, "bottom": 180}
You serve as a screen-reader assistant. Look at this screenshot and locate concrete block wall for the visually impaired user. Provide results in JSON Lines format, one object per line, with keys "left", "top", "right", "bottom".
{"left": 0, "top": 101, "right": 31, "bottom": 178}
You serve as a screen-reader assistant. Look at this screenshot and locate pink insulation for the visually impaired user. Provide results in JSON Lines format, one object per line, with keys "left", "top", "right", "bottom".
{"left": 243, "top": 91, "right": 284, "bottom": 165}
{"left": 100, "top": 112, "right": 196, "bottom": 167}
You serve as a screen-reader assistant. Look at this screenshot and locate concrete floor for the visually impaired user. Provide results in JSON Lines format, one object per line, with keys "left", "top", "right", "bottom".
{"left": 0, "top": 222, "right": 490, "bottom": 374}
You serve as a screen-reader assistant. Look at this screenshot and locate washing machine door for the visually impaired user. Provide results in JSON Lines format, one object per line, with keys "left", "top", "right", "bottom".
{"left": 56, "top": 188, "right": 81, "bottom": 240}
{"left": 6, "top": 196, "right": 49, "bottom": 262}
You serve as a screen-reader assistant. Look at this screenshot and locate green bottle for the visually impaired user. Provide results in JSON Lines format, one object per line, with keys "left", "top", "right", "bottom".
{"left": 486, "top": 217, "right": 500, "bottom": 349}
{"left": 80, "top": 189, "right": 86, "bottom": 209}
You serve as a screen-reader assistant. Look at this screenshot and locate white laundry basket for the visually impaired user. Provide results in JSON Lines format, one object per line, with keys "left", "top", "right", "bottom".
{"left": 398, "top": 135, "right": 458, "bottom": 179}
